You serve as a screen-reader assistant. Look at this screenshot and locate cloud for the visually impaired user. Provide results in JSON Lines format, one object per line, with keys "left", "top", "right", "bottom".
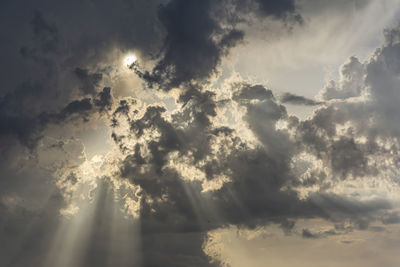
{"left": 0, "top": 87, "right": 113, "bottom": 149}
{"left": 320, "top": 56, "right": 365, "bottom": 100}
{"left": 281, "top": 92, "right": 323, "bottom": 106}
{"left": 2, "top": 1, "right": 400, "bottom": 267}
{"left": 132, "top": 0, "right": 244, "bottom": 90}
{"left": 302, "top": 228, "right": 318, "bottom": 238}
{"left": 111, "top": 82, "right": 393, "bottom": 254}
{"left": 134, "top": 0, "right": 301, "bottom": 90}
{"left": 74, "top": 68, "right": 103, "bottom": 95}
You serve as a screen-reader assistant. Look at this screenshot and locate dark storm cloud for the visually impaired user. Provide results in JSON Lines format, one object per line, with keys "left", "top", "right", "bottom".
{"left": 0, "top": 0, "right": 302, "bottom": 151}
{"left": 135, "top": 0, "right": 301, "bottom": 90}
{"left": 234, "top": 0, "right": 300, "bottom": 21}
{"left": 255, "top": 0, "right": 297, "bottom": 18}
{"left": 234, "top": 84, "right": 294, "bottom": 163}
{"left": 281, "top": 92, "right": 323, "bottom": 106}
{"left": 293, "top": 114, "right": 377, "bottom": 180}
{"left": 0, "top": 87, "right": 112, "bottom": 149}
{"left": 111, "top": 87, "right": 309, "bottom": 263}
{"left": 58, "top": 98, "right": 93, "bottom": 119}
{"left": 74, "top": 68, "right": 103, "bottom": 95}
{"left": 0, "top": 0, "right": 165, "bottom": 132}
{"left": 233, "top": 84, "right": 274, "bottom": 101}
{"left": 110, "top": 57, "right": 400, "bottom": 264}
{"left": 28, "top": 10, "right": 59, "bottom": 54}
{"left": 94, "top": 87, "right": 113, "bottom": 112}
{"left": 364, "top": 26, "right": 400, "bottom": 138}
{"left": 291, "top": 24, "right": 400, "bottom": 185}
{"left": 112, "top": 84, "right": 392, "bottom": 267}
{"left": 134, "top": 0, "right": 245, "bottom": 90}
{"left": 2, "top": 1, "right": 400, "bottom": 267}
{"left": 118, "top": 89, "right": 221, "bottom": 180}
{"left": 330, "top": 137, "right": 369, "bottom": 178}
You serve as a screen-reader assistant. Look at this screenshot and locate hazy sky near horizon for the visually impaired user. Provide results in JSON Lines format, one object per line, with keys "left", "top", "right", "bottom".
{"left": 2, "top": 1, "right": 400, "bottom": 266}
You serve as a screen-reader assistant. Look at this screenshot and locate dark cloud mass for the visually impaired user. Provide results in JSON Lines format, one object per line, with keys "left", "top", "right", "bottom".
{"left": 1, "top": 0, "right": 400, "bottom": 266}
{"left": 134, "top": 0, "right": 301, "bottom": 90}
{"left": 281, "top": 92, "right": 323, "bottom": 106}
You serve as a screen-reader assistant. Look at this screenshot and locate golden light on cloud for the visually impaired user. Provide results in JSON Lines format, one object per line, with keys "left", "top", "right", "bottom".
{"left": 5, "top": 1, "right": 400, "bottom": 267}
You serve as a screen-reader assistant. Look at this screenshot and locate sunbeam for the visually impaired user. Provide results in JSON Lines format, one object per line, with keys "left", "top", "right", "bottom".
{"left": 43, "top": 177, "right": 142, "bottom": 267}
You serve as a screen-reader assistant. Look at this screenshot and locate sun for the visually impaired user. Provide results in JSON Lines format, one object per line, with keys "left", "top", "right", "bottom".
{"left": 124, "top": 54, "right": 137, "bottom": 66}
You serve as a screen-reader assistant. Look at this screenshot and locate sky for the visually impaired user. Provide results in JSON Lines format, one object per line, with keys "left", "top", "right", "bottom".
{"left": 2, "top": 0, "right": 400, "bottom": 266}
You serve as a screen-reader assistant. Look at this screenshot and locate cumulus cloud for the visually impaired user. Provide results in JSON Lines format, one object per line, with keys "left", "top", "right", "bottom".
{"left": 108, "top": 81, "right": 394, "bottom": 265}
{"left": 2, "top": 1, "right": 400, "bottom": 267}
{"left": 321, "top": 56, "right": 365, "bottom": 100}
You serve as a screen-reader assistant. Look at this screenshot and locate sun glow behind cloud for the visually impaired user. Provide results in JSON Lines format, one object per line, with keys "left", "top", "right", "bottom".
{"left": 3, "top": 1, "right": 400, "bottom": 267}
{"left": 124, "top": 54, "right": 137, "bottom": 67}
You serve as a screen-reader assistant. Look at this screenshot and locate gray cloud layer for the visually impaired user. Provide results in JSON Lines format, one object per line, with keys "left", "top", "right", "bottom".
{"left": 1, "top": 1, "right": 400, "bottom": 266}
